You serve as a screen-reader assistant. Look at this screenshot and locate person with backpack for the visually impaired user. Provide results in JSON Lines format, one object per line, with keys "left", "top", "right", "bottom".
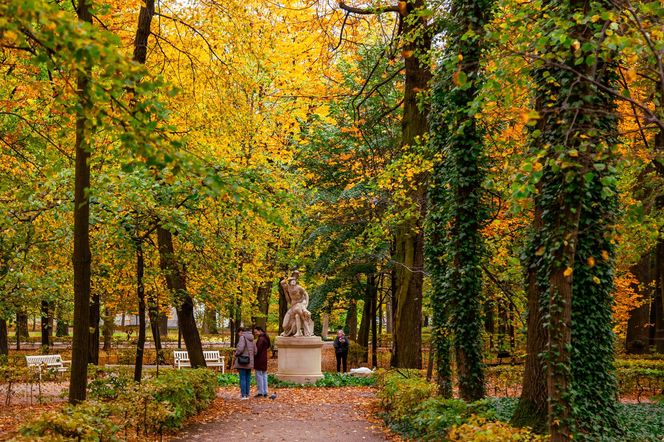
{"left": 234, "top": 326, "right": 256, "bottom": 399}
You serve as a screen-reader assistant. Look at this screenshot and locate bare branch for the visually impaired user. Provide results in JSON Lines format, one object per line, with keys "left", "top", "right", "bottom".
{"left": 339, "top": 1, "right": 400, "bottom": 15}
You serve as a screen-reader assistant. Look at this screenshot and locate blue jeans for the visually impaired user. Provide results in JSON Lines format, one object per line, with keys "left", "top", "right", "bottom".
{"left": 238, "top": 368, "right": 251, "bottom": 397}
{"left": 256, "top": 370, "right": 268, "bottom": 395}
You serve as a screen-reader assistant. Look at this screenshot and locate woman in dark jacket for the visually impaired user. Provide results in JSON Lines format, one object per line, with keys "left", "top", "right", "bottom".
{"left": 253, "top": 327, "right": 271, "bottom": 397}
{"left": 333, "top": 329, "right": 349, "bottom": 373}
{"left": 234, "top": 327, "right": 256, "bottom": 399}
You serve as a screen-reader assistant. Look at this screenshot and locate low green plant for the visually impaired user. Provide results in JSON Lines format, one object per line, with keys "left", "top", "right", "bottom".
{"left": 19, "top": 368, "right": 218, "bottom": 439}
{"left": 314, "top": 372, "right": 376, "bottom": 387}
{"left": 19, "top": 401, "right": 120, "bottom": 441}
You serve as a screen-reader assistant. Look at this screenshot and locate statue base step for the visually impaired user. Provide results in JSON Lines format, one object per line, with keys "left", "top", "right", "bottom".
{"left": 275, "top": 336, "right": 324, "bottom": 384}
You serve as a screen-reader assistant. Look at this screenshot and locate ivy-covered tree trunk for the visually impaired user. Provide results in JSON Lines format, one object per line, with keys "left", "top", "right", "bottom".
{"left": 512, "top": 212, "right": 547, "bottom": 432}
{"left": 524, "top": 0, "right": 621, "bottom": 437}
{"left": 157, "top": 226, "right": 206, "bottom": 368}
{"left": 427, "top": 0, "right": 492, "bottom": 401}
{"left": 69, "top": 0, "right": 93, "bottom": 405}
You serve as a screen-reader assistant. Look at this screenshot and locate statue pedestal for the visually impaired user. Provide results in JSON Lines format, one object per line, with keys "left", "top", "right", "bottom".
{"left": 275, "top": 336, "right": 324, "bottom": 384}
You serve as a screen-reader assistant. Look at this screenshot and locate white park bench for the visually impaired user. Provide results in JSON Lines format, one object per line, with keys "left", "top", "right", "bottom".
{"left": 173, "top": 350, "right": 225, "bottom": 373}
{"left": 25, "top": 354, "right": 70, "bottom": 381}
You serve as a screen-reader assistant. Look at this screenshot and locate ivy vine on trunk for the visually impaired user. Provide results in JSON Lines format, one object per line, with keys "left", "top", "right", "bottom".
{"left": 427, "top": 0, "right": 494, "bottom": 402}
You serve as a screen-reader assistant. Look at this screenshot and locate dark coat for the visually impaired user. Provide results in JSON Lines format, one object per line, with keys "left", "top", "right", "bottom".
{"left": 254, "top": 333, "right": 271, "bottom": 372}
{"left": 234, "top": 331, "right": 256, "bottom": 369}
{"left": 333, "top": 336, "right": 349, "bottom": 355}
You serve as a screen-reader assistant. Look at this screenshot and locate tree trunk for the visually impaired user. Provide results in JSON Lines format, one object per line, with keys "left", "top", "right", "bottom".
{"left": 88, "top": 292, "right": 100, "bottom": 365}
{"left": 546, "top": 208, "right": 580, "bottom": 441}
{"left": 102, "top": 307, "right": 114, "bottom": 351}
{"left": 321, "top": 313, "right": 329, "bottom": 340}
{"left": 69, "top": 0, "right": 93, "bottom": 406}
{"left": 390, "top": 0, "right": 431, "bottom": 370}
{"left": 254, "top": 281, "right": 271, "bottom": 331}
{"left": 345, "top": 299, "right": 357, "bottom": 340}
{"left": 278, "top": 278, "right": 287, "bottom": 336}
{"left": 655, "top": 234, "right": 664, "bottom": 353}
{"left": 203, "top": 306, "right": 218, "bottom": 334}
{"left": 159, "top": 312, "right": 168, "bottom": 338}
{"left": 56, "top": 319, "right": 69, "bottom": 337}
{"left": 147, "top": 292, "right": 164, "bottom": 364}
{"left": 626, "top": 253, "right": 654, "bottom": 354}
{"left": 134, "top": 242, "right": 146, "bottom": 382}
{"left": 40, "top": 300, "right": 51, "bottom": 349}
{"left": 157, "top": 226, "right": 205, "bottom": 367}
{"left": 357, "top": 299, "right": 371, "bottom": 363}
{"left": 392, "top": 224, "right": 424, "bottom": 369}
{"left": 0, "top": 319, "right": 8, "bottom": 356}
{"left": 16, "top": 312, "right": 29, "bottom": 340}
{"left": 370, "top": 274, "right": 378, "bottom": 368}
{"left": 386, "top": 291, "right": 392, "bottom": 334}
{"left": 512, "top": 222, "right": 547, "bottom": 432}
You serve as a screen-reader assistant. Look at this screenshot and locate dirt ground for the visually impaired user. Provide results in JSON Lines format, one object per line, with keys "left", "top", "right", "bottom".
{"left": 170, "top": 386, "right": 395, "bottom": 442}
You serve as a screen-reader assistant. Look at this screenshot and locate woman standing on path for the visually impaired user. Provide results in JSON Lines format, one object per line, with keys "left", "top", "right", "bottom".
{"left": 333, "top": 329, "right": 349, "bottom": 373}
{"left": 234, "top": 327, "right": 256, "bottom": 399}
{"left": 254, "top": 326, "right": 271, "bottom": 397}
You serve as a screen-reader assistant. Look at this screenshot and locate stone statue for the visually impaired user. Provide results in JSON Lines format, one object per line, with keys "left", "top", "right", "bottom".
{"left": 280, "top": 270, "right": 314, "bottom": 337}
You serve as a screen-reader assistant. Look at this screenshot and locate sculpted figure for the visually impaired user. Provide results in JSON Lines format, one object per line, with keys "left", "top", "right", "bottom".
{"left": 280, "top": 271, "right": 314, "bottom": 337}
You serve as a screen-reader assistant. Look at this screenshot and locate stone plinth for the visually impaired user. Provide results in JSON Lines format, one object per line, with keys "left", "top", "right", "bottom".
{"left": 275, "top": 336, "right": 324, "bottom": 384}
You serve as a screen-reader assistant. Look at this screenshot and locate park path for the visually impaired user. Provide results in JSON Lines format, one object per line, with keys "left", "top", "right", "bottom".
{"left": 171, "top": 386, "right": 391, "bottom": 442}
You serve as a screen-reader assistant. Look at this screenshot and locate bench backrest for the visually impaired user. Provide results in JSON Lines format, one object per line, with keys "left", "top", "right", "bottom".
{"left": 203, "top": 350, "right": 220, "bottom": 362}
{"left": 174, "top": 350, "right": 224, "bottom": 363}
{"left": 173, "top": 351, "right": 189, "bottom": 361}
{"left": 26, "top": 355, "right": 63, "bottom": 367}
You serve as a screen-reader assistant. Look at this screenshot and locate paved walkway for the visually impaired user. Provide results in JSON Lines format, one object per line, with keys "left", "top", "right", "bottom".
{"left": 172, "top": 386, "right": 389, "bottom": 442}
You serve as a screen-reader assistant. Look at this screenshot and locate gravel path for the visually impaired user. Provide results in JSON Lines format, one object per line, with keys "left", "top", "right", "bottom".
{"left": 172, "top": 387, "right": 389, "bottom": 442}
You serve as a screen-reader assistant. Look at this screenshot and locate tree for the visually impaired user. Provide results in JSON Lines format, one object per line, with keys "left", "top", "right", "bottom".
{"left": 339, "top": 0, "right": 433, "bottom": 368}
{"left": 69, "top": 0, "right": 94, "bottom": 404}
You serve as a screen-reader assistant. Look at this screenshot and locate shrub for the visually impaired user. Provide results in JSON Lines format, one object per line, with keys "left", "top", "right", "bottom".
{"left": 19, "top": 368, "right": 218, "bottom": 440}
{"left": 448, "top": 416, "right": 545, "bottom": 441}
{"left": 376, "top": 371, "right": 541, "bottom": 441}
{"left": 377, "top": 370, "right": 436, "bottom": 420}
{"left": 19, "top": 401, "right": 119, "bottom": 442}
{"left": 314, "top": 372, "right": 376, "bottom": 387}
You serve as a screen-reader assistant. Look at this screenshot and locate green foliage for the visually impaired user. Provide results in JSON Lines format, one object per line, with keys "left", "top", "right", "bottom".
{"left": 314, "top": 372, "right": 376, "bottom": 387}
{"left": 20, "top": 401, "right": 120, "bottom": 442}
{"left": 485, "top": 362, "right": 664, "bottom": 400}
{"left": 377, "top": 371, "right": 541, "bottom": 440}
{"left": 616, "top": 403, "right": 664, "bottom": 442}
{"left": 377, "top": 370, "right": 436, "bottom": 421}
{"left": 486, "top": 397, "right": 664, "bottom": 441}
{"left": 427, "top": 0, "right": 495, "bottom": 401}
{"left": 217, "top": 371, "right": 376, "bottom": 388}
{"left": 19, "top": 368, "right": 217, "bottom": 440}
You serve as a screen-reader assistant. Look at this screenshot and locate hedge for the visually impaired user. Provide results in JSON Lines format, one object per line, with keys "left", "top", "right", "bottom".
{"left": 17, "top": 368, "right": 217, "bottom": 441}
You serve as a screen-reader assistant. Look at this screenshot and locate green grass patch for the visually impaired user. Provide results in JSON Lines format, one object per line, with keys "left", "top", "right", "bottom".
{"left": 217, "top": 371, "right": 375, "bottom": 388}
